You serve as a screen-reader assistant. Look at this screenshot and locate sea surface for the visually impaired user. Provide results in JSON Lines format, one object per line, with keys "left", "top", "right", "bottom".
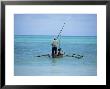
{"left": 14, "top": 35, "right": 97, "bottom": 76}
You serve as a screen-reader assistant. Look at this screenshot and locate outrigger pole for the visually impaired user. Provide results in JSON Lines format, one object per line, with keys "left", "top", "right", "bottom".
{"left": 56, "top": 22, "right": 66, "bottom": 49}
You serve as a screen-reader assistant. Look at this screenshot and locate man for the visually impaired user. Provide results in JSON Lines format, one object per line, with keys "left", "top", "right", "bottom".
{"left": 51, "top": 38, "right": 58, "bottom": 58}
{"left": 57, "top": 48, "right": 65, "bottom": 56}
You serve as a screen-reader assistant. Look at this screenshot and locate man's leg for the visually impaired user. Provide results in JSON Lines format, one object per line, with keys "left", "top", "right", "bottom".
{"left": 55, "top": 47, "right": 57, "bottom": 54}
{"left": 52, "top": 47, "right": 55, "bottom": 58}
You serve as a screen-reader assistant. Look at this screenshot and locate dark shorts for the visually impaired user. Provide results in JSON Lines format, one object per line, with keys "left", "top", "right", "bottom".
{"left": 52, "top": 47, "right": 57, "bottom": 57}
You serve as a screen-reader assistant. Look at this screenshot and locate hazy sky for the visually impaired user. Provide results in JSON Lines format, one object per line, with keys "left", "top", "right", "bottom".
{"left": 14, "top": 14, "right": 97, "bottom": 36}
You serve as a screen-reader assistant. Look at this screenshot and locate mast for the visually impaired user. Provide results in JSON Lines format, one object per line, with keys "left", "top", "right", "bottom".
{"left": 56, "top": 22, "right": 66, "bottom": 49}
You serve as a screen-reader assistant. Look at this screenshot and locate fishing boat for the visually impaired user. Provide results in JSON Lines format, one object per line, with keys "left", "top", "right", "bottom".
{"left": 36, "top": 22, "right": 84, "bottom": 59}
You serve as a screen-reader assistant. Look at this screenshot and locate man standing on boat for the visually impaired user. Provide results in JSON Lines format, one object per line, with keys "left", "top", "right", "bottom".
{"left": 51, "top": 38, "right": 59, "bottom": 58}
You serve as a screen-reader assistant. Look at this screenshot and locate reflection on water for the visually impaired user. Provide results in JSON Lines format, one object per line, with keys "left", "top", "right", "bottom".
{"left": 51, "top": 58, "right": 62, "bottom": 65}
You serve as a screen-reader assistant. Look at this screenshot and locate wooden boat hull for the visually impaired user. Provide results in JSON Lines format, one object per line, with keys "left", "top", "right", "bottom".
{"left": 52, "top": 54, "right": 63, "bottom": 58}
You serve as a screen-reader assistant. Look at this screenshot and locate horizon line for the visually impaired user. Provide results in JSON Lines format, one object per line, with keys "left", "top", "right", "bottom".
{"left": 14, "top": 34, "right": 96, "bottom": 36}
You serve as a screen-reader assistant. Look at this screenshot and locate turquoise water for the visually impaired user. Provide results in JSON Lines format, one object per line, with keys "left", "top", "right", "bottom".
{"left": 14, "top": 35, "right": 97, "bottom": 76}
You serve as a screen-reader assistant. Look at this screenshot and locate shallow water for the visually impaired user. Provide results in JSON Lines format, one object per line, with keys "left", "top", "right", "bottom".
{"left": 14, "top": 35, "right": 97, "bottom": 76}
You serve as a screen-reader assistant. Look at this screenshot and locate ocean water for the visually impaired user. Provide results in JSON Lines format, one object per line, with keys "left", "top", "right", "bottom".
{"left": 14, "top": 35, "right": 97, "bottom": 76}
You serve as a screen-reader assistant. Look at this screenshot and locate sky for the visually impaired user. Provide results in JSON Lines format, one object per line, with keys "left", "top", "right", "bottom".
{"left": 14, "top": 14, "right": 97, "bottom": 36}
